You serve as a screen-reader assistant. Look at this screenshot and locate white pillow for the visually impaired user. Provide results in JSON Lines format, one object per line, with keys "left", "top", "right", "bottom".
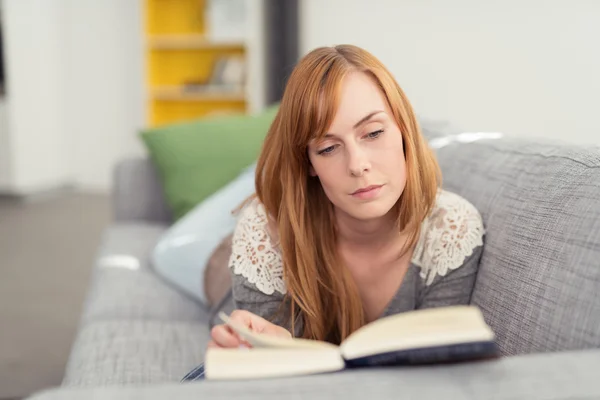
{"left": 152, "top": 163, "right": 256, "bottom": 305}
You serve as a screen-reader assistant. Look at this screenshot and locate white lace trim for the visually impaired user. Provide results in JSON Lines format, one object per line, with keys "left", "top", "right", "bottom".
{"left": 412, "top": 190, "right": 485, "bottom": 286}
{"left": 229, "top": 190, "right": 485, "bottom": 294}
{"left": 228, "top": 199, "right": 286, "bottom": 295}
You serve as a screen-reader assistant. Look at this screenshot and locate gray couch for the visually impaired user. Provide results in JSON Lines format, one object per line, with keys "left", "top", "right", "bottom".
{"left": 28, "top": 131, "right": 600, "bottom": 399}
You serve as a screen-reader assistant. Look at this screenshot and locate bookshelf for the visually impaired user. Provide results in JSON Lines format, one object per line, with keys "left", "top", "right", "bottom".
{"left": 144, "top": 0, "right": 248, "bottom": 127}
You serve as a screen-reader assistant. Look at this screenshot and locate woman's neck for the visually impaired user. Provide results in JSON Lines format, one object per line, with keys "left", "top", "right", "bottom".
{"left": 335, "top": 207, "right": 399, "bottom": 250}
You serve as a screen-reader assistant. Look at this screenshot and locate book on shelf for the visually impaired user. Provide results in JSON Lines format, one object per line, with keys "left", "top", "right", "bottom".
{"left": 204, "top": 305, "right": 499, "bottom": 380}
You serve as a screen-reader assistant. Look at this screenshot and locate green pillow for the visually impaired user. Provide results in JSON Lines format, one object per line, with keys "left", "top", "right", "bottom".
{"left": 140, "top": 105, "right": 279, "bottom": 220}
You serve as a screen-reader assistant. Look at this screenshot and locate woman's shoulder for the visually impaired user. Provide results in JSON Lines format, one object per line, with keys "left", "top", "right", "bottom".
{"left": 411, "top": 189, "right": 485, "bottom": 285}
{"left": 228, "top": 197, "right": 286, "bottom": 296}
{"left": 231, "top": 197, "right": 276, "bottom": 237}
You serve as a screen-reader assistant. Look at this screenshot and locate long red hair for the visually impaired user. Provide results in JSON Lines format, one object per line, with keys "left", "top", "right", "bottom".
{"left": 254, "top": 45, "right": 440, "bottom": 344}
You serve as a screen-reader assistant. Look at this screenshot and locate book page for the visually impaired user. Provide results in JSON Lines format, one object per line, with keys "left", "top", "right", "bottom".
{"left": 339, "top": 306, "right": 495, "bottom": 360}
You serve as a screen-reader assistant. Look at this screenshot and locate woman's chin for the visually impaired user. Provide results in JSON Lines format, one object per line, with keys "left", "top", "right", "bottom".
{"left": 344, "top": 201, "right": 395, "bottom": 221}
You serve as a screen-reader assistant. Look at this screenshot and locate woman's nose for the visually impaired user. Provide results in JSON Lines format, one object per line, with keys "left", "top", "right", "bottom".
{"left": 347, "top": 146, "right": 371, "bottom": 177}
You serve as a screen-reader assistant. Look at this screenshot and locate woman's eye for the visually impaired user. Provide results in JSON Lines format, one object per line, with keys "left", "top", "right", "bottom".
{"left": 317, "top": 145, "right": 336, "bottom": 155}
{"left": 366, "top": 129, "right": 384, "bottom": 139}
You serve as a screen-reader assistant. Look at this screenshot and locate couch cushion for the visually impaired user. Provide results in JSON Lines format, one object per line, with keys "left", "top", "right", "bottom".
{"left": 81, "top": 224, "right": 207, "bottom": 323}
{"left": 62, "top": 319, "right": 209, "bottom": 386}
{"left": 140, "top": 105, "right": 278, "bottom": 220}
{"left": 151, "top": 162, "right": 255, "bottom": 306}
{"left": 42, "top": 349, "right": 600, "bottom": 400}
{"left": 435, "top": 135, "right": 600, "bottom": 355}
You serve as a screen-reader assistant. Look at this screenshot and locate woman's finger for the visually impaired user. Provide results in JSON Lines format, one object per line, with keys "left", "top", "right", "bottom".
{"left": 210, "top": 324, "right": 242, "bottom": 348}
{"left": 227, "top": 309, "right": 291, "bottom": 338}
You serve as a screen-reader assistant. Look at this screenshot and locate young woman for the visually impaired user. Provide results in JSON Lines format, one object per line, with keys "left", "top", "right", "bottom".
{"left": 182, "top": 44, "right": 484, "bottom": 381}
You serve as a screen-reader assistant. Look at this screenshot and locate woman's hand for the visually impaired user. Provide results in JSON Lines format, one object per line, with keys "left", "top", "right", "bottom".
{"left": 208, "top": 310, "right": 291, "bottom": 349}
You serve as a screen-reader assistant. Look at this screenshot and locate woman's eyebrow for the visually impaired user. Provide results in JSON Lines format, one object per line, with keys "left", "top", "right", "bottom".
{"left": 353, "top": 110, "right": 385, "bottom": 129}
{"left": 321, "top": 110, "right": 385, "bottom": 139}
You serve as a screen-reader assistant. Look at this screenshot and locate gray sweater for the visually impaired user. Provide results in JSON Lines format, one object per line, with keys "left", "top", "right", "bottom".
{"left": 227, "top": 189, "right": 485, "bottom": 337}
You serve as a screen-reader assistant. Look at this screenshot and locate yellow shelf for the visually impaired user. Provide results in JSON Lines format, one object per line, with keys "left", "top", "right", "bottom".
{"left": 148, "top": 35, "right": 245, "bottom": 50}
{"left": 151, "top": 86, "right": 246, "bottom": 102}
{"left": 146, "top": 0, "right": 206, "bottom": 35}
{"left": 150, "top": 100, "right": 246, "bottom": 126}
{"left": 144, "top": 0, "right": 248, "bottom": 127}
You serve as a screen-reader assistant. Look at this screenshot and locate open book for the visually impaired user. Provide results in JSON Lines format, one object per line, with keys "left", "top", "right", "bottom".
{"left": 204, "top": 306, "right": 499, "bottom": 380}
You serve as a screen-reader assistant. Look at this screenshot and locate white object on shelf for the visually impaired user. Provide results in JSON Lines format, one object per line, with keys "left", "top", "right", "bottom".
{"left": 205, "top": 0, "right": 248, "bottom": 42}
{"left": 220, "top": 57, "right": 246, "bottom": 87}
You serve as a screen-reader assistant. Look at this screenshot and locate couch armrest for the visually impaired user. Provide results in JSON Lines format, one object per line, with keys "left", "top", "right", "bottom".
{"left": 112, "top": 158, "right": 172, "bottom": 224}
{"left": 27, "top": 349, "right": 600, "bottom": 400}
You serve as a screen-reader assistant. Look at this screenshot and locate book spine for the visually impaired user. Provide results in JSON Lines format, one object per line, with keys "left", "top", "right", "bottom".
{"left": 345, "top": 341, "right": 499, "bottom": 368}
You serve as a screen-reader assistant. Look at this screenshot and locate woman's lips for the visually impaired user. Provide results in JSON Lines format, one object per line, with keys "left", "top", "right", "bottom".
{"left": 351, "top": 185, "right": 384, "bottom": 200}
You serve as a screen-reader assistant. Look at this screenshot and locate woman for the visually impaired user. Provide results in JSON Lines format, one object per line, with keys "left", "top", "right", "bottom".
{"left": 182, "top": 44, "right": 484, "bottom": 381}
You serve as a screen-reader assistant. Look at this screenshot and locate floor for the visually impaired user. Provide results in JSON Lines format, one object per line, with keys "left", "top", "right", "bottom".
{"left": 0, "top": 192, "right": 110, "bottom": 399}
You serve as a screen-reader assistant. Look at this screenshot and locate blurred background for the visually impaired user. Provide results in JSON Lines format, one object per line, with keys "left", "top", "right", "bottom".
{"left": 0, "top": 0, "right": 598, "bottom": 398}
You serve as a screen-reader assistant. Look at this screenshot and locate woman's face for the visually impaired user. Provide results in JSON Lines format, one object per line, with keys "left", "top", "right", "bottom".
{"left": 308, "top": 71, "right": 407, "bottom": 222}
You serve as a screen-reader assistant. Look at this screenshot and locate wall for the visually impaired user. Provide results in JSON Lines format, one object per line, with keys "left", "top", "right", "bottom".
{"left": 300, "top": 0, "right": 600, "bottom": 146}
{"left": 246, "top": 0, "right": 267, "bottom": 113}
{"left": 2, "top": 0, "right": 72, "bottom": 194}
{"left": 0, "top": 0, "right": 143, "bottom": 194}
{"left": 0, "top": 0, "right": 146, "bottom": 194}
{"left": 64, "top": 0, "right": 146, "bottom": 192}
{"left": 0, "top": 98, "right": 11, "bottom": 190}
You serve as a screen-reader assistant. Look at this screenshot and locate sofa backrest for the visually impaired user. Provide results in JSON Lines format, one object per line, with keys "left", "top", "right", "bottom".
{"left": 433, "top": 134, "right": 600, "bottom": 356}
